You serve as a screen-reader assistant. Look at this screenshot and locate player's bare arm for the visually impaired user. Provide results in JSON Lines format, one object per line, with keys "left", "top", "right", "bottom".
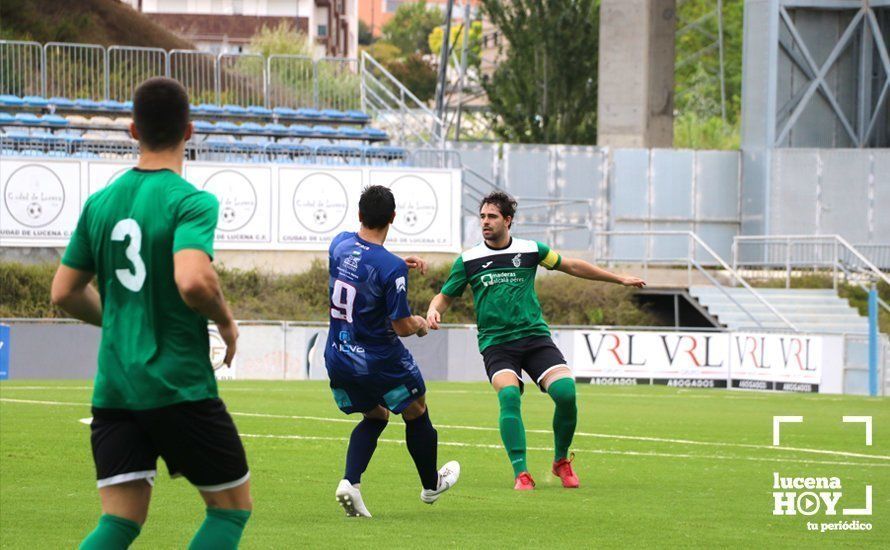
{"left": 555, "top": 257, "right": 646, "bottom": 288}
{"left": 392, "top": 314, "right": 429, "bottom": 337}
{"left": 174, "top": 249, "right": 238, "bottom": 365}
{"left": 426, "top": 293, "right": 454, "bottom": 330}
{"left": 51, "top": 265, "right": 103, "bottom": 327}
{"left": 402, "top": 255, "right": 428, "bottom": 275}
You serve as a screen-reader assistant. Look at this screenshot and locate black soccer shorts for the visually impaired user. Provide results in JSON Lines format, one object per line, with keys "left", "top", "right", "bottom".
{"left": 90, "top": 398, "right": 249, "bottom": 491}
{"left": 481, "top": 335, "right": 568, "bottom": 393}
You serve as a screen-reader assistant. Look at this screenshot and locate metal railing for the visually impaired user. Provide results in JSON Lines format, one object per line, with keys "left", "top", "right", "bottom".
{"left": 594, "top": 230, "right": 798, "bottom": 331}
{"left": 0, "top": 40, "right": 362, "bottom": 111}
{"left": 732, "top": 234, "right": 890, "bottom": 314}
{"left": 360, "top": 51, "right": 445, "bottom": 148}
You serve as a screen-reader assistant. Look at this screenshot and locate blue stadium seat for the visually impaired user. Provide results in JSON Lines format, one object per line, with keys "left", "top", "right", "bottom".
{"left": 240, "top": 122, "right": 264, "bottom": 133}
{"left": 194, "top": 103, "right": 224, "bottom": 115}
{"left": 100, "top": 100, "right": 127, "bottom": 111}
{"left": 296, "top": 108, "right": 321, "bottom": 119}
{"left": 49, "top": 97, "right": 75, "bottom": 108}
{"left": 340, "top": 126, "right": 364, "bottom": 138}
{"left": 288, "top": 124, "right": 313, "bottom": 137}
{"left": 247, "top": 105, "right": 272, "bottom": 116}
{"left": 316, "top": 144, "right": 362, "bottom": 162}
{"left": 42, "top": 114, "right": 69, "bottom": 126}
{"left": 272, "top": 106, "right": 299, "bottom": 117}
{"left": 312, "top": 125, "right": 338, "bottom": 137}
{"left": 363, "top": 146, "right": 406, "bottom": 162}
{"left": 75, "top": 99, "right": 102, "bottom": 110}
{"left": 192, "top": 120, "right": 215, "bottom": 133}
{"left": 264, "top": 122, "right": 288, "bottom": 135}
{"left": 214, "top": 121, "right": 241, "bottom": 133}
{"left": 346, "top": 110, "right": 371, "bottom": 122}
{"left": 364, "top": 127, "right": 388, "bottom": 140}
{"left": 123, "top": 100, "right": 134, "bottom": 110}
{"left": 320, "top": 109, "right": 346, "bottom": 120}
{"left": 0, "top": 95, "right": 24, "bottom": 107}
{"left": 0, "top": 112, "right": 15, "bottom": 124}
{"left": 223, "top": 104, "right": 248, "bottom": 116}
{"left": 14, "top": 113, "right": 42, "bottom": 125}
{"left": 22, "top": 96, "right": 49, "bottom": 108}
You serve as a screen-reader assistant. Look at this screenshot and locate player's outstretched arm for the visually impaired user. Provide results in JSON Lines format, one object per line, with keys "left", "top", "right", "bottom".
{"left": 174, "top": 249, "right": 239, "bottom": 365}
{"left": 402, "top": 255, "right": 428, "bottom": 275}
{"left": 391, "top": 315, "right": 429, "bottom": 337}
{"left": 51, "top": 265, "right": 103, "bottom": 327}
{"left": 556, "top": 257, "right": 646, "bottom": 288}
{"left": 426, "top": 293, "right": 454, "bottom": 330}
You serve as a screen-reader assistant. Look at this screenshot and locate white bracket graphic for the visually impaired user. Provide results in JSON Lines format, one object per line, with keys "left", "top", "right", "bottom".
{"left": 843, "top": 485, "right": 873, "bottom": 516}
{"left": 842, "top": 416, "right": 873, "bottom": 446}
{"left": 773, "top": 416, "right": 804, "bottom": 446}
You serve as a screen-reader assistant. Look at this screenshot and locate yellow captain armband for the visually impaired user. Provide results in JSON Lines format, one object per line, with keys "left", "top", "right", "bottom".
{"left": 540, "top": 249, "right": 561, "bottom": 270}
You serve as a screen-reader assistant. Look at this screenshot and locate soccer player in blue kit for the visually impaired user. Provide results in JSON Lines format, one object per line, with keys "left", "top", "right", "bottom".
{"left": 325, "top": 185, "right": 460, "bottom": 518}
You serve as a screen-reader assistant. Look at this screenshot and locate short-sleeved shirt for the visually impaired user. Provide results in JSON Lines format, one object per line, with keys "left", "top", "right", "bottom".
{"left": 62, "top": 168, "right": 220, "bottom": 410}
{"left": 324, "top": 231, "right": 413, "bottom": 376}
{"left": 440, "top": 237, "right": 561, "bottom": 352}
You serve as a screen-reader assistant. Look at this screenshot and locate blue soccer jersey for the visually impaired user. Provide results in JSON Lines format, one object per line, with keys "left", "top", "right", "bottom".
{"left": 324, "top": 232, "right": 425, "bottom": 414}
{"left": 324, "top": 231, "right": 414, "bottom": 375}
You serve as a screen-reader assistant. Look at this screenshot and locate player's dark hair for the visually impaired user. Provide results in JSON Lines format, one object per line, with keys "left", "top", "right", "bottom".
{"left": 359, "top": 185, "right": 396, "bottom": 229}
{"left": 132, "top": 77, "right": 190, "bottom": 151}
{"left": 479, "top": 191, "right": 517, "bottom": 228}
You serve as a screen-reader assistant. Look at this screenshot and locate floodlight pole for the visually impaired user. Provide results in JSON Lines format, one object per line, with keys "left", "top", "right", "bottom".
{"left": 435, "top": 0, "right": 456, "bottom": 143}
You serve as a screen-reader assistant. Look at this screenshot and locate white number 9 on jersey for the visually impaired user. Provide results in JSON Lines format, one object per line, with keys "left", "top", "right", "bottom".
{"left": 111, "top": 218, "right": 147, "bottom": 292}
{"left": 331, "top": 279, "right": 356, "bottom": 323}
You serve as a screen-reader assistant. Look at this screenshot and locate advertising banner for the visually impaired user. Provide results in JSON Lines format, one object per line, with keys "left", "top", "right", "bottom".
{"left": 1, "top": 159, "right": 81, "bottom": 246}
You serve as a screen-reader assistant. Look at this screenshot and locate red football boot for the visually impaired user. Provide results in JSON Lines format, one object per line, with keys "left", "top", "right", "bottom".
{"left": 552, "top": 454, "right": 580, "bottom": 488}
{"left": 514, "top": 471, "right": 536, "bottom": 491}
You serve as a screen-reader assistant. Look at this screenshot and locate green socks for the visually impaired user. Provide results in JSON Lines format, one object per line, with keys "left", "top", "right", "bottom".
{"left": 497, "top": 386, "right": 528, "bottom": 476}
{"left": 188, "top": 507, "right": 252, "bottom": 550}
{"left": 79, "top": 514, "right": 141, "bottom": 550}
{"left": 547, "top": 377, "right": 578, "bottom": 461}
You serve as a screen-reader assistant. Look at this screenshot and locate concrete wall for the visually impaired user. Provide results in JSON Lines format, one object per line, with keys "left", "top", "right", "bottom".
{"left": 597, "top": 0, "right": 676, "bottom": 147}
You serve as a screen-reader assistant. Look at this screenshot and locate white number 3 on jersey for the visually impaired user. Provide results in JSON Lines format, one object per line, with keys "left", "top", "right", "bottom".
{"left": 111, "top": 218, "right": 147, "bottom": 292}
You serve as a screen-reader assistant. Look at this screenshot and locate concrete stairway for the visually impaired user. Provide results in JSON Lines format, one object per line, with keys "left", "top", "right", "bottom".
{"left": 688, "top": 287, "right": 869, "bottom": 334}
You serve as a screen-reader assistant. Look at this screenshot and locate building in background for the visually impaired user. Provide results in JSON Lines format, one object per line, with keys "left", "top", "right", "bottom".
{"left": 359, "top": 0, "right": 480, "bottom": 38}
{"left": 122, "top": 0, "right": 358, "bottom": 58}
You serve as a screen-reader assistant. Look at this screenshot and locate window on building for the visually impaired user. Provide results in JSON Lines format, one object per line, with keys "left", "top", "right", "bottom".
{"left": 384, "top": 0, "right": 405, "bottom": 13}
{"left": 318, "top": 25, "right": 328, "bottom": 37}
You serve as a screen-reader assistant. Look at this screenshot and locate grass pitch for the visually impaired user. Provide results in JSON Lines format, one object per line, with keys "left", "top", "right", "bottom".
{"left": 1, "top": 381, "right": 888, "bottom": 548}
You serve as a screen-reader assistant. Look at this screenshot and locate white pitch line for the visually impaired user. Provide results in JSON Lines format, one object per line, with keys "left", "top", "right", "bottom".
{"left": 239, "top": 433, "right": 890, "bottom": 469}
{"left": 4, "top": 397, "right": 889, "bottom": 463}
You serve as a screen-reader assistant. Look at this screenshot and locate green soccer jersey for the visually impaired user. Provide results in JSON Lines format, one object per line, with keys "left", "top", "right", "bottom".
{"left": 62, "top": 168, "right": 220, "bottom": 410}
{"left": 440, "top": 237, "right": 562, "bottom": 352}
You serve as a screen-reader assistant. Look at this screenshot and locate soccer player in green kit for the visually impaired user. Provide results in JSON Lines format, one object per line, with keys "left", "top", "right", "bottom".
{"left": 51, "top": 77, "right": 251, "bottom": 549}
{"left": 426, "top": 192, "right": 645, "bottom": 490}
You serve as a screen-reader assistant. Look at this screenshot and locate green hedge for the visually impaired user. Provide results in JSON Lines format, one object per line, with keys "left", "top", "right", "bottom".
{"left": 0, "top": 261, "right": 660, "bottom": 326}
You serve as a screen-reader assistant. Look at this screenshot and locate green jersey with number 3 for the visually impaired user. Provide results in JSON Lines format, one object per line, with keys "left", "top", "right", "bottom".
{"left": 62, "top": 168, "right": 220, "bottom": 410}
{"left": 440, "top": 237, "right": 562, "bottom": 352}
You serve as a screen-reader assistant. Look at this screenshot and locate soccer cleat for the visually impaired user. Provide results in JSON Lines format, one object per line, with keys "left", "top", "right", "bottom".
{"left": 552, "top": 454, "right": 580, "bottom": 488}
{"left": 514, "top": 471, "right": 535, "bottom": 490}
{"left": 420, "top": 461, "right": 461, "bottom": 504}
{"left": 335, "top": 479, "right": 372, "bottom": 517}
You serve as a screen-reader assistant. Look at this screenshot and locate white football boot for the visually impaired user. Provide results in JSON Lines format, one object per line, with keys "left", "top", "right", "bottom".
{"left": 335, "top": 479, "right": 372, "bottom": 517}
{"left": 420, "top": 461, "right": 461, "bottom": 504}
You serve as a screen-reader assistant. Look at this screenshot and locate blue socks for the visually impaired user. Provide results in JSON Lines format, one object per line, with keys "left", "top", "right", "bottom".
{"left": 344, "top": 416, "right": 389, "bottom": 484}
{"left": 405, "top": 408, "right": 439, "bottom": 490}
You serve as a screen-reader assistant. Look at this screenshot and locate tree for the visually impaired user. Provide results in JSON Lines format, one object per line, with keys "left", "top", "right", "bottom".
{"left": 386, "top": 53, "right": 438, "bottom": 102}
{"left": 358, "top": 20, "right": 374, "bottom": 46}
{"left": 381, "top": 1, "right": 442, "bottom": 55}
{"left": 481, "top": 0, "right": 599, "bottom": 144}
{"left": 428, "top": 21, "right": 483, "bottom": 68}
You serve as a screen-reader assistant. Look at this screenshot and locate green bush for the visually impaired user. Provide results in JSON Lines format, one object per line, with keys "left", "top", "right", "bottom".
{"left": 0, "top": 261, "right": 657, "bottom": 327}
